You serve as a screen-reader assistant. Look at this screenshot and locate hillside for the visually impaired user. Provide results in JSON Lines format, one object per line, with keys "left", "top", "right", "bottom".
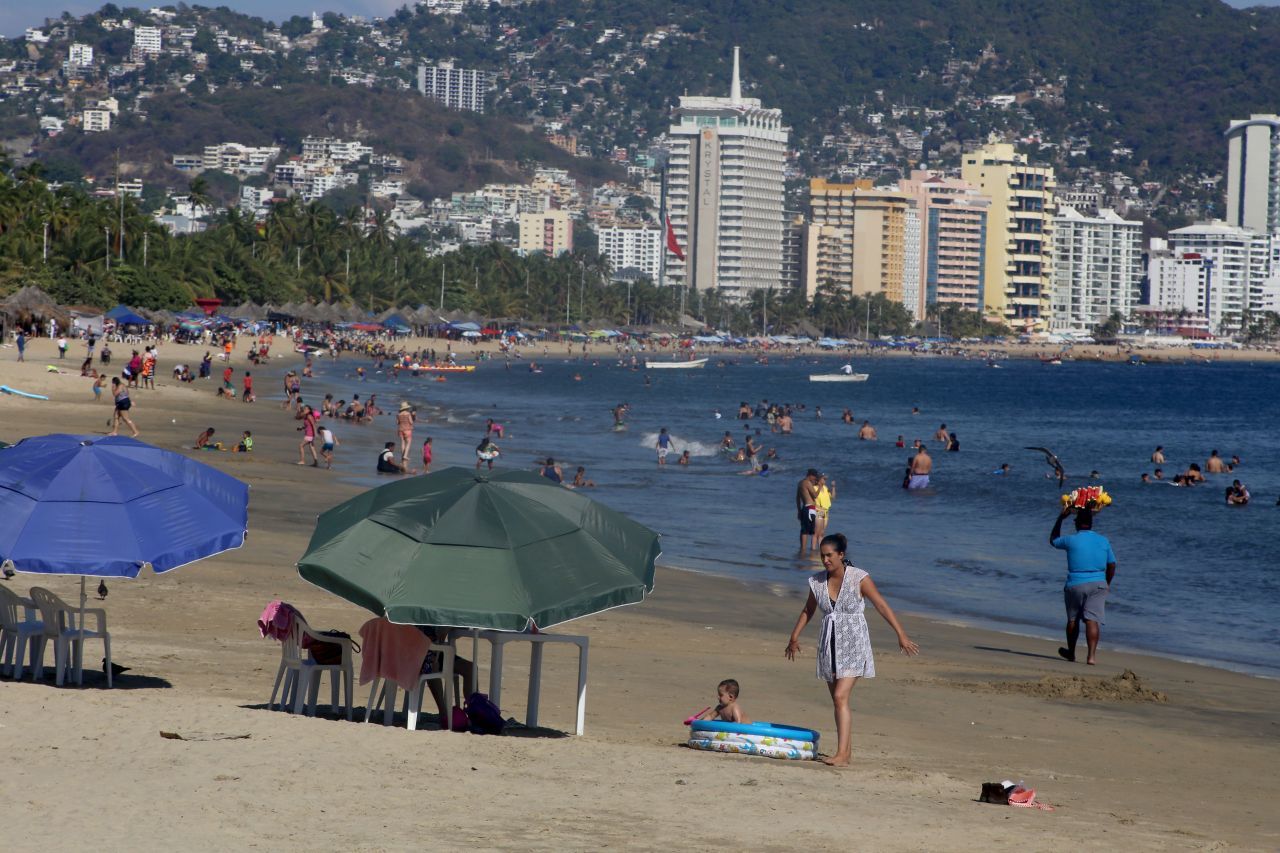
{"left": 35, "top": 84, "right": 621, "bottom": 198}
{"left": 451, "top": 0, "right": 1280, "bottom": 173}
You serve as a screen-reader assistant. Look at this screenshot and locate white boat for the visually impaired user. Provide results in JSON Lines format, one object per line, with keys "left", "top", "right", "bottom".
{"left": 645, "top": 358, "right": 708, "bottom": 369}
{"left": 809, "top": 373, "right": 869, "bottom": 382}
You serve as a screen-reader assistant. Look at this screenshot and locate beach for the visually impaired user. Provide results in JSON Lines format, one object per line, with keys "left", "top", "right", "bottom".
{"left": 1, "top": 335, "right": 1278, "bottom": 852}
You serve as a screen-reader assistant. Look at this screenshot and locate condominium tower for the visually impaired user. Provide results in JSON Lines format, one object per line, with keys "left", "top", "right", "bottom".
{"left": 1148, "top": 221, "right": 1270, "bottom": 335}
{"left": 802, "top": 179, "right": 920, "bottom": 315}
{"left": 899, "top": 170, "right": 990, "bottom": 315}
{"left": 1049, "top": 206, "right": 1142, "bottom": 333}
{"left": 666, "top": 48, "right": 789, "bottom": 300}
{"left": 1225, "top": 114, "right": 1280, "bottom": 235}
{"left": 417, "top": 62, "right": 495, "bottom": 113}
{"left": 961, "top": 142, "right": 1056, "bottom": 328}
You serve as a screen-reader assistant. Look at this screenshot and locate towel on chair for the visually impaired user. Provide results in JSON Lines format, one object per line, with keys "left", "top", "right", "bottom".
{"left": 258, "top": 599, "right": 306, "bottom": 644}
{"left": 359, "top": 617, "right": 430, "bottom": 690}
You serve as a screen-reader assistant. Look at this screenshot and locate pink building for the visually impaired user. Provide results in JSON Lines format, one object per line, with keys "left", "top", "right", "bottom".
{"left": 899, "top": 171, "right": 991, "bottom": 315}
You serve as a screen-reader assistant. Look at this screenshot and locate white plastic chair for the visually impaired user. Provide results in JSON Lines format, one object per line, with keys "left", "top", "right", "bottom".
{"left": 0, "top": 585, "right": 45, "bottom": 680}
{"left": 364, "top": 643, "right": 455, "bottom": 731}
{"left": 267, "top": 616, "right": 353, "bottom": 720}
{"left": 29, "top": 586, "right": 112, "bottom": 688}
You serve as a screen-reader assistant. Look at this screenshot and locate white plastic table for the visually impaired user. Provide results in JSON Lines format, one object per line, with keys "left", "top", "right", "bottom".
{"left": 475, "top": 630, "right": 589, "bottom": 736}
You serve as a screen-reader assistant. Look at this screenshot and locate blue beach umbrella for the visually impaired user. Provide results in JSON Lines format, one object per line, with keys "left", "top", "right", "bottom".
{"left": 0, "top": 434, "right": 249, "bottom": 639}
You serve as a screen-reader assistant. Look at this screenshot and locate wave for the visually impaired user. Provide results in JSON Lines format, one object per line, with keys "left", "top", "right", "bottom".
{"left": 637, "top": 431, "right": 721, "bottom": 457}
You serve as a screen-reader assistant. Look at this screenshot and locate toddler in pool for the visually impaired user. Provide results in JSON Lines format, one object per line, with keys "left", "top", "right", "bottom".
{"left": 692, "top": 679, "right": 751, "bottom": 724}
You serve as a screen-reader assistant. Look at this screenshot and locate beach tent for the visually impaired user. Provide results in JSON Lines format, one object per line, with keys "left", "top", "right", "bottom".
{"left": 383, "top": 313, "right": 411, "bottom": 330}
{"left": 105, "top": 305, "right": 150, "bottom": 327}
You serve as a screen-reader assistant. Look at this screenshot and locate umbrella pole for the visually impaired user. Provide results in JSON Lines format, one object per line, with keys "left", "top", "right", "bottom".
{"left": 78, "top": 576, "right": 87, "bottom": 685}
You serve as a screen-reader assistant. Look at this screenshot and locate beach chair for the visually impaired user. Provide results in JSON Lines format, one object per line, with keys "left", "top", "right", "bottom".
{"left": 364, "top": 643, "right": 455, "bottom": 731}
{"left": 269, "top": 616, "right": 353, "bottom": 720}
{"left": 0, "top": 585, "right": 46, "bottom": 680}
{"left": 28, "top": 587, "right": 113, "bottom": 688}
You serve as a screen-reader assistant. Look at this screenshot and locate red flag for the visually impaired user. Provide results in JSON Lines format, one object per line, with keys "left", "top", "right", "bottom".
{"left": 665, "top": 215, "right": 685, "bottom": 260}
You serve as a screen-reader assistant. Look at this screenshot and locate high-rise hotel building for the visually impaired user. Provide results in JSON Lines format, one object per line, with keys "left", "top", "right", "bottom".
{"left": 666, "top": 48, "right": 789, "bottom": 300}
{"left": 962, "top": 142, "right": 1056, "bottom": 328}
{"left": 1225, "top": 114, "right": 1280, "bottom": 235}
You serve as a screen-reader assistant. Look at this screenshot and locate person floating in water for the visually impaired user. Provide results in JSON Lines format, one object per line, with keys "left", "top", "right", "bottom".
{"left": 1225, "top": 480, "right": 1250, "bottom": 505}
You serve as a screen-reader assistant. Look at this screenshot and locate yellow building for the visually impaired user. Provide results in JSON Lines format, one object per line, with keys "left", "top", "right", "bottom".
{"left": 803, "top": 179, "right": 918, "bottom": 309}
{"left": 518, "top": 209, "right": 574, "bottom": 256}
{"left": 961, "top": 142, "right": 1055, "bottom": 328}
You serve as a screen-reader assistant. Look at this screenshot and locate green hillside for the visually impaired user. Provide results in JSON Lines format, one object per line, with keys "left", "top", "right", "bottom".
{"left": 36, "top": 84, "right": 620, "bottom": 198}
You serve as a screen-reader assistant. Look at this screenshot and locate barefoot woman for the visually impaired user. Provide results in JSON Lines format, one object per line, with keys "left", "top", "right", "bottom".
{"left": 785, "top": 533, "right": 919, "bottom": 765}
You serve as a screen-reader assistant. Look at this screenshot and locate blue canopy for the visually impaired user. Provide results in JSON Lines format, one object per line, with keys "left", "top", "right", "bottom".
{"left": 106, "top": 304, "right": 149, "bottom": 326}
{"left": 449, "top": 321, "right": 481, "bottom": 332}
{"left": 383, "top": 314, "right": 411, "bottom": 329}
{"left": 0, "top": 434, "right": 249, "bottom": 578}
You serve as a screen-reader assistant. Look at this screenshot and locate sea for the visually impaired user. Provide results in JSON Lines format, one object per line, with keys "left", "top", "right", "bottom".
{"left": 300, "top": 350, "right": 1280, "bottom": 678}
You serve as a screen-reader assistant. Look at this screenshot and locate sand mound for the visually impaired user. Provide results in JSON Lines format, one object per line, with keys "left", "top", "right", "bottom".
{"left": 966, "top": 669, "right": 1168, "bottom": 703}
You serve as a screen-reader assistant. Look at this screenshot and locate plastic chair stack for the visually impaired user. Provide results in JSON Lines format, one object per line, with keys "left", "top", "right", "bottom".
{"left": 29, "top": 587, "right": 112, "bottom": 687}
{"left": 0, "top": 585, "right": 45, "bottom": 680}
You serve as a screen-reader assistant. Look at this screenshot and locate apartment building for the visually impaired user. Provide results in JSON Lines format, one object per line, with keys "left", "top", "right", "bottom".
{"left": 961, "top": 142, "right": 1056, "bottom": 328}
{"left": 82, "top": 108, "right": 112, "bottom": 132}
{"left": 519, "top": 209, "right": 574, "bottom": 256}
{"left": 598, "top": 225, "right": 662, "bottom": 279}
{"left": 899, "top": 170, "right": 990, "bottom": 315}
{"left": 417, "top": 61, "right": 495, "bottom": 113}
{"left": 1147, "top": 222, "right": 1270, "bottom": 335}
{"left": 1049, "top": 206, "right": 1142, "bottom": 333}
{"left": 133, "top": 26, "right": 162, "bottom": 56}
{"left": 1225, "top": 114, "right": 1280, "bottom": 235}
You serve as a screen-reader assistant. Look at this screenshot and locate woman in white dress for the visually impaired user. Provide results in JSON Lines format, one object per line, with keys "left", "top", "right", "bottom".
{"left": 785, "top": 533, "right": 919, "bottom": 766}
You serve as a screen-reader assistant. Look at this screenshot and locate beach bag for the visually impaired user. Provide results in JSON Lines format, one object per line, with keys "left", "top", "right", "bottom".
{"left": 464, "top": 692, "right": 505, "bottom": 735}
{"left": 308, "top": 630, "right": 359, "bottom": 665}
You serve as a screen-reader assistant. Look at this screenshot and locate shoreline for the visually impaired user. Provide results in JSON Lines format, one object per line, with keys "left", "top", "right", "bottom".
{"left": 2, "top": 335, "right": 1279, "bottom": 849}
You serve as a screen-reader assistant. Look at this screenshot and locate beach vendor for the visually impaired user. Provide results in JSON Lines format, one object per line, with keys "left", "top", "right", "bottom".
{"left": 785, "top": 533, "right": 919, "bottom": 766}
{"left": 1049, "top": 506, "right": 1116, "bottom": 665}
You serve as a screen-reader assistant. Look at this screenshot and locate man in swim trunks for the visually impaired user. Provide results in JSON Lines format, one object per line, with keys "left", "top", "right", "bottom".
{"left": 1206, "top": 449, "right": 1226, "bottom": 474}
{"left": 858, "top": 420, "right": 877, "bottom": 440}
{"left": 795, "top": 469, "right": 821, "bottom": 557}
{"left": 1049, "top": 507, "right": 1116, "bottom": 665}
{"left": 908, "top": 446, "right": 932, "bottom": 489}
{"left": 656, "top": 427, "right": 672, "bottom": 466}
{"left": 934, "top": 423, "right": 949, "bottom": 443}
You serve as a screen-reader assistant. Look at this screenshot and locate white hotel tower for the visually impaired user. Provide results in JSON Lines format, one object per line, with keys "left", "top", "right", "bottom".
{"left": 665, "top": 48, "right": 789, "bottom": 300}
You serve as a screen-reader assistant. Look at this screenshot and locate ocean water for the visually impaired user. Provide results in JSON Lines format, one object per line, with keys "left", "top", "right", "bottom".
{"left": 302, "top": 352, "right": 1280, "bottom": 677}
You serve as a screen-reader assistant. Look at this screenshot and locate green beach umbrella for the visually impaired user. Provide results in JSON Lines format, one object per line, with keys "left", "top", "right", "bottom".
{"left": 297, "top": 467, "right": 660, "bottom": 631}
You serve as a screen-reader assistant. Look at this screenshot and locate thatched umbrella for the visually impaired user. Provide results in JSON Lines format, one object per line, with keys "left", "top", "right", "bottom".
{"left": 1, "top": 286, "right": 69, "bottom": 328}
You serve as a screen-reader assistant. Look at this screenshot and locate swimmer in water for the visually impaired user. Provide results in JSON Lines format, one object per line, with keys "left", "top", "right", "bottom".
{"left": 678, "top": 450, "right": 691, "bottom": 466}
{"left": 572, "top": 466, "right": 596, "bottom": 488}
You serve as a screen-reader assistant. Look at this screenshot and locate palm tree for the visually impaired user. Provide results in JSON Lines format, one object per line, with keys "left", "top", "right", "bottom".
{"left": 187, "top": 177, "right": 213, "bottom": 220}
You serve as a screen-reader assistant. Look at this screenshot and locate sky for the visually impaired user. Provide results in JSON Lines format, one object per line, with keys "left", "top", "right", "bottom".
{"left": 4, "top": 0, "right": 1280, "bottom": 37}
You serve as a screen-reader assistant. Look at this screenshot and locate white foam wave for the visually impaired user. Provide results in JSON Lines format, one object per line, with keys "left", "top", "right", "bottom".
{"left": 638, "top": 431, "right": 721, "bottom": 457}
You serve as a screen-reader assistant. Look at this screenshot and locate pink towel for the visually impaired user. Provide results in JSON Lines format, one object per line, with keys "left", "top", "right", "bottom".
{"left": 359, "top": 617, "right": 430, "bottom": 691}
{"left": 258, "top": 600, "right": 313, "bottom": 647}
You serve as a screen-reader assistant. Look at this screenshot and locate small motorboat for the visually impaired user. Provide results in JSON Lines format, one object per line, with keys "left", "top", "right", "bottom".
{"left": 809, "top": 373, "right": 869, "bottom": 382}
{"left": 644, "top": 358, "right": 708, "bottom": 369}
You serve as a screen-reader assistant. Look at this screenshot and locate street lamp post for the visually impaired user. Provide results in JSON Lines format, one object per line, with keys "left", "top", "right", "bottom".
{"left": 104, "top": 227, "right": 111, "bottom": 271}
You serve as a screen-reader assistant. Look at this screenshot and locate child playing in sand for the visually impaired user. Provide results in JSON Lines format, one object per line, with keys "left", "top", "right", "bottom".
{"left": 693, "top": 679, "right": 751, "bottom": 724}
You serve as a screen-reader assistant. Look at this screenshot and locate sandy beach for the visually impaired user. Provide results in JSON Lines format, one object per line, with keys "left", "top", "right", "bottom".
{"left": 1, "top": 335, "right": 1278, "bottom": 852}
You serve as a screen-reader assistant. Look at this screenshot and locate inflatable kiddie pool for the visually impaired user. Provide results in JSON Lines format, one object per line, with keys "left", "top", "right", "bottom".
{"left": 688, "top": 720, "right": 819, "bottom": 760}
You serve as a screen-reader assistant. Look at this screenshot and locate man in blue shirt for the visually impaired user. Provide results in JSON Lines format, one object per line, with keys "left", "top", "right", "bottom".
{"left": 1049, "top": 507, "right": 1116, "bottom": 665}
